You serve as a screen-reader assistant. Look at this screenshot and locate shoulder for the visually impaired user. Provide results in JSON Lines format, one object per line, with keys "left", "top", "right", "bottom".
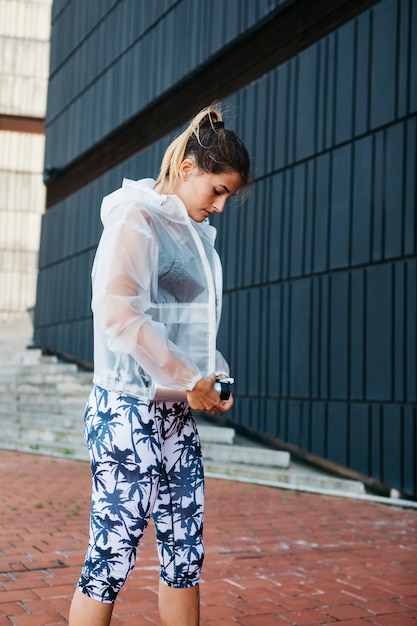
{"left": 100, "top": 179, "right": 159, "bottom": 228}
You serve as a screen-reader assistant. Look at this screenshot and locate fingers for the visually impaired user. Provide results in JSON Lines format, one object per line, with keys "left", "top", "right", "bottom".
{"left": 186, "top": 373, "right": 229, "bottom": 413}
{"left": 214, "top": 395, "right": 234, "bottom": 413}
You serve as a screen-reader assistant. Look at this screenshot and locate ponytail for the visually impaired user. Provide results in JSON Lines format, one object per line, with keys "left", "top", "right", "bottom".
{"left": 154, "top": 104, "right": 252, "bottom": 195}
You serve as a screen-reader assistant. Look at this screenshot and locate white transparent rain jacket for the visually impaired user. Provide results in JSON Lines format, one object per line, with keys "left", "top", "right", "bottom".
{"left": 92, "top": 178, "right": 230, "bottom": 401}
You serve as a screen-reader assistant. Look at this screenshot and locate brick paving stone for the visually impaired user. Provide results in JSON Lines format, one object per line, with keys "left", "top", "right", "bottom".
{"left": 238, "top": 615, "right": 290, "bottom": 625}
{"left": 0, "top": 602, "right": 27, "bottom": 617}
{"left": 277, "top": 608, "right": 338, "bottom": 624}
{"left": 323, "top": 603, "right": 375, "bottom": 620}
{"left": 201, "top": 604, "right": 244, "bottom": 620}
{"left": 370, "top": 616, "right": 417, "bottom": 626}
{"left": 0, "top": 590, "right": 37, "bottom": 603}
{"left": 331, "top": 621, "right": 375, "bottom": 626}
{"left": 364, "top": 598, "right": 417, "bottom": 615}
{"left": 202, "top": 621, "right": 242, "bottom": 626}
{"left": 0, "top": 450, "right": 417, "bottom": 625}
{"left": 232, "top": 599, "right": 282, "bottom": 616}
{"left": 10, "top": 612, "right": 66, "bottom": 626}
{"left": 275, "top": 594, "right": 324, "bottom": 612}
{"left": 399, "top": 596, "right": 417, "bottom": 609}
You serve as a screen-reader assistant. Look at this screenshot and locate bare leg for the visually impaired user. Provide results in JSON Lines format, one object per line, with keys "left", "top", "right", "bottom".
{"left": 69, "top": 588, "right": 114, "bottom": 626}
{"left": 158, "top": 580, "right": 200, "bottom": 626}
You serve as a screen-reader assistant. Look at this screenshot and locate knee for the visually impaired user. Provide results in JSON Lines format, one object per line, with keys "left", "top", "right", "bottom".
{"left": 160, "top": 550, "right": 204, "bottom": 589}
{"left": 77, "top": 564, "right": 130, "bottom": 603}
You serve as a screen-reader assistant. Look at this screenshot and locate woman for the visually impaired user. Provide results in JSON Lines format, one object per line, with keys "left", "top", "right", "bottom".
{"left": 69, "top": 104, "right": 252, "bottom": 626}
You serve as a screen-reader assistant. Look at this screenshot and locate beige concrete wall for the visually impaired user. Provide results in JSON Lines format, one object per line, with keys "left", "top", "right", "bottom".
{"left": 0, "top": 0, "right": 51, "bottom": 321}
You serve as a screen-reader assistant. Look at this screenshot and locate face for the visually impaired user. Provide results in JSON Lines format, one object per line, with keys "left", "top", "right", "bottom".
{"left": 173, "top": 159, "right": 243, "bottom": 222}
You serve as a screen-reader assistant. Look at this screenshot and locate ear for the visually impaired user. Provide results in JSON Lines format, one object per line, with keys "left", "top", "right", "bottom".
{"left": 179, "top": 158, "right": 197, "bottom": 181}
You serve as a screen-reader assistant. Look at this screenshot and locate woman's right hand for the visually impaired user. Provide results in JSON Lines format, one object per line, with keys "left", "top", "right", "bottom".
{"left": 187, "top": 373, "right": 226, "bottom": 414}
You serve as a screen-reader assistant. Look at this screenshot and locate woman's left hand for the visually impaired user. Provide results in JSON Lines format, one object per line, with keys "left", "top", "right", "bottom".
{"left": 210, "top": 394, "right": 234, "bottom": 414}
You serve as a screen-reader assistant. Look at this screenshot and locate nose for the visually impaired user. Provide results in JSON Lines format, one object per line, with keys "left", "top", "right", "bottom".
{"left": 213, "top": 198, "right": 227, "bottom": 213}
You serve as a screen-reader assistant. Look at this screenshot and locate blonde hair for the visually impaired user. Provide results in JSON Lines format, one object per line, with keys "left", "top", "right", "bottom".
{"left": 155, "top": 104, "right": 251, "bottom": 194}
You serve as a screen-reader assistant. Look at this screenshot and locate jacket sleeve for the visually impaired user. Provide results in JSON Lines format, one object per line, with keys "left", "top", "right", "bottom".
{"left": 92, "top": 204, "right": 202, "bottom": 391}
{"left": 215, "top": 350, "right": 230, "bottom": 378}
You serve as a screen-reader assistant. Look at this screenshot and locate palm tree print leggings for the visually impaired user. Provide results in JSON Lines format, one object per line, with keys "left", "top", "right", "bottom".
{"left": 77, "top": 385, "right": 204, "bottom": 603}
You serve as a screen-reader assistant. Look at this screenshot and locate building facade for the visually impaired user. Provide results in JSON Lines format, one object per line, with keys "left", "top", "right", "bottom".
{"left": 35, "top": 0, "right": 417, "bottom": 498}
{"left": 0, "top": 0, "right": 52, "bottom": 321}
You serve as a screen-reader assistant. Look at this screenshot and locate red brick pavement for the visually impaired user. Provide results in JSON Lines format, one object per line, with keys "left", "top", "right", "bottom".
{"left": 0, "top": 450, "right": 416, "bottom": 625}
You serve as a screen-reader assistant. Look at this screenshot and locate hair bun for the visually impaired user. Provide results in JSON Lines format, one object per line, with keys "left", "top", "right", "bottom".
{"left": 199, "top": 119, "right": 224, "bottom": 130}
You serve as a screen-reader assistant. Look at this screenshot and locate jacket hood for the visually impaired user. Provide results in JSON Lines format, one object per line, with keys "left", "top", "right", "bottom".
{"left": 101, "top": 178, "right": 187, "bottom": 225}
{"left": 100, "top": 178, "right": 217, "bottom": 244}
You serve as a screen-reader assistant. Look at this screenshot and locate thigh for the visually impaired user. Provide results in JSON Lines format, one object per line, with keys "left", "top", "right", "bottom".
{"left": 152, "top": 403, "right": 205, "bottom": 588}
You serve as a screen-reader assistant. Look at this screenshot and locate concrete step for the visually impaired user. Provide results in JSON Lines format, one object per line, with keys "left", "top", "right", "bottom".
{"left": 197, "top": 424, "right": 235, "bottom": 445}
{"left": 203, "top": 461, "right": 366, "bottom": 495}
{"left": 0, "top": 438, "right": 88, "bottom": 460}
{"left": 0, "top": 316, "right": 368, "bottom": 498}
{"left": 202, "top": 441, "right": 290, "bottom": 469}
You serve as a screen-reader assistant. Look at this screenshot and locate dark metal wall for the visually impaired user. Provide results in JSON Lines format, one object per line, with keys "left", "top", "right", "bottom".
{"left": 36, "top": 0, "right": 417, "bottom": 497}
{"left": 214, "top": 0, "right": 417, "bottom": 497}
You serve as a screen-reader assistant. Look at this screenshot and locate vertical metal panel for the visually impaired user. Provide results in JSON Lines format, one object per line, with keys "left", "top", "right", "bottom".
{"left": 295, "top": 47, "right": 317, "bottom": 160}
{"left": 384, "top": 124, "right": 404, "bottom": 259}
{"left": 350, "top": 269, "right": 366, "bottom": 400}
{"left": 330, "top": 145, "right": 351, "bottom": 268}
{"left": 272, "top": 64, "right": 289, "bottom": 171}
{"left": 313, "top": 153, "right": 330, "bottom": 273}
{"left": 265, "top": 398, "right": 278, "bottom": 438}
{"left": 281, "top": 170, "right": 292, "bottom": 279}
{"left": 403, "top": 406, "right": 416, "bottom": 495}
{"left": 366, "top": 264, "right": 393, "bottom": 400}
{"left": 335, "top": 21, "right": 355, "bottom": 144}
{"left": 248, "top": 290, "right": 261, "bottom": 397}
{"left": 319, "top": 276, "right": 330, "bottom": 399}
{"left": 409, "top": 0, "right": 417, "bottom": 112}
{"left": 287, "top": 400, "right": 302, "bottom": 446}
{"left": 381, "top": 405, "right": 402, "bottom": 486}
{"left": 290, "top": 164, "right": 306, "bottom": 277}
{"left": 372, "top": 132, "right": 384, "bottom": 261}
{"left": 303, "top": 162, "right": 315, "bottom": 275}
{"left": 267, "top": 175, "right": 284, "bottom": 283}
{"left": 393, "top": 261, "right": 405, "bottom": 402}
{"left": 352, "top": 136, "right": 373, "bottom": 265}
{"left": 404, "top": 118, "right": 416, "bottom": 256}
{"left": 354, "top": 11, "right": 371, "bottom": 135}
{"left": 280, "top": 282, "right": 291, "bottom": 397}
{"left": 310, "top": 402, "right": 327, "bottom": 458}
{"left": 310, "top": 276, "right": 321, "bottom": 397}
{"left": 328, "top": 403, "right": 348, "bottom": 465}
{"left": 349, "top": 404, "right": 370, "bottom": 475}
{"left": 329, "top": 272, "right": 349, "bottom": 399}
{"left": 324, "top": 34, "right": 337, "bottom": 149}
{"left": 370, "top": 0, "right": 397, "bottom": 128}
{"left": 406, "top": 259, "right": 417, "bottom": 403}
{"left": 289, "top": 278, "right": 310, "bottom": 398}
{"left": 234, "top": 290, "right": 250, "bottom": 393}
{"left": 267, "top": 284, "right": 281, "bottom": 398}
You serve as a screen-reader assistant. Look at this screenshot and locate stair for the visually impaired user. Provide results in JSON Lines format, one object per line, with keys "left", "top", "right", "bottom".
{"left": 0, "top": 316, "right": 366, "bottom": 496}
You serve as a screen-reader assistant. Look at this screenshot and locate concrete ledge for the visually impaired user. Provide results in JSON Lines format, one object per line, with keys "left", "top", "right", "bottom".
{"left": 197, "top": 425, "right": 235, "bottom": 445}
{"left": 204, "top": 461, "right": 365, "bottom": 495}
{"left": 202, "top": 442, "right": 291, "bottom": 469}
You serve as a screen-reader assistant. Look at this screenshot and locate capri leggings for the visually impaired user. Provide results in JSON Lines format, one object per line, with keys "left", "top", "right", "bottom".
{"left": 76, "top": 385, "right": 204, "bottom": 603}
